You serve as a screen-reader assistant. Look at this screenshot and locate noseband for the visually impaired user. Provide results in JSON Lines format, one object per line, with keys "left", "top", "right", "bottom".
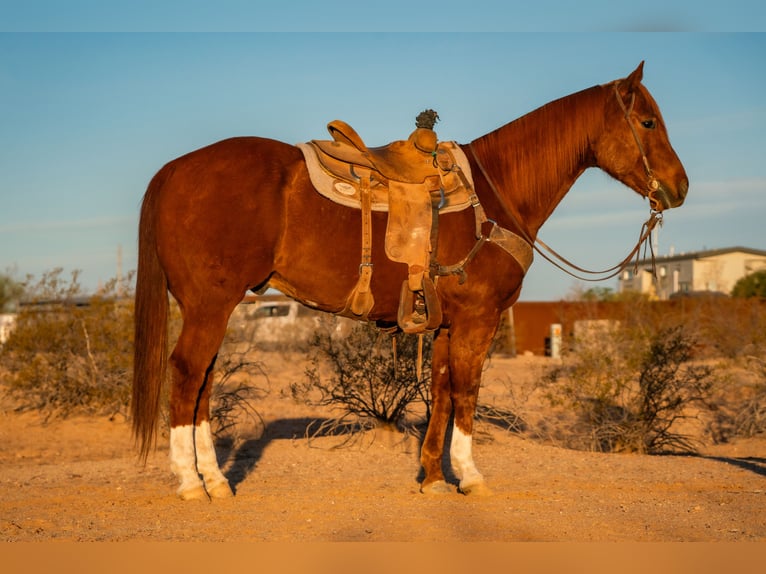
{"left": 613, "top": 83, "right": 663, "bottom": 212}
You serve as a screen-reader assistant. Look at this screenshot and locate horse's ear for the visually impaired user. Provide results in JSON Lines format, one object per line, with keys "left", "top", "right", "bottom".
{"left": 620, "top": 61, "right": 645, "bottom": 94}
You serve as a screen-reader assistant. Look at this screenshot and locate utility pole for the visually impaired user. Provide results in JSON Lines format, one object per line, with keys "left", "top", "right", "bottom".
{"left": 116, "top": 244, "right": 123, "bottom": 296}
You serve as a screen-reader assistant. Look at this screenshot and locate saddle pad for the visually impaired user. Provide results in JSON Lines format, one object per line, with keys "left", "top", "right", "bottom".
{"left": 297, "top": 141, "right": 475, "bottom": 214}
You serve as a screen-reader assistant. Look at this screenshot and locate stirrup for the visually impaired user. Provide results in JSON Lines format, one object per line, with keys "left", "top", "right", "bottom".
{"left": 397, "top": 277, "right": 442, "bottom": 334}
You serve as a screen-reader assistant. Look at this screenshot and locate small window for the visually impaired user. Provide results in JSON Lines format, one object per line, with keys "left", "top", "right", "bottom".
{"left": 253, "top": 304, "right": 291, "bottom": 318}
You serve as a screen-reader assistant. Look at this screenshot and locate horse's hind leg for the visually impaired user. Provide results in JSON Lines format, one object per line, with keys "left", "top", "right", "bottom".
{"left": 168, "top": 301, "right": 238, "bottom": 500}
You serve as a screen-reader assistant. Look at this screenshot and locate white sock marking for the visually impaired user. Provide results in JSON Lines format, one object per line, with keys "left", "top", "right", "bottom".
{"left": 451, "top": 425, "right": 483, "bottom": 487}
{"left": 169, "top": 424, "right": 202, "bottom": 494}
{"left": 194, "top": 420, "right": 229, "bottom": 488}
{"left": 169, "top": 422, "right": 228, "bottom": 495}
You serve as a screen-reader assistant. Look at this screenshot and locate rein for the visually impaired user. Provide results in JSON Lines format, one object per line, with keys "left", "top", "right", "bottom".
{"left": 467, "top": 83, "right": 666, "bottom": 283}
{"left": 534, "top": 211, "right": 662, "bottom": 282}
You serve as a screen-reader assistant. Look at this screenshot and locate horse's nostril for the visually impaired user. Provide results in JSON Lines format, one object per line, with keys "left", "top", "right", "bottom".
{"left": 679, "top": 178, "right": 689, "bottom": 198}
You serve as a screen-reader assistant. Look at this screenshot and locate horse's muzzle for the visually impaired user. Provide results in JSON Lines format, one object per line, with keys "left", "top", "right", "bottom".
{"left": 653, "top": 178, "right": 688, "bottom": 210}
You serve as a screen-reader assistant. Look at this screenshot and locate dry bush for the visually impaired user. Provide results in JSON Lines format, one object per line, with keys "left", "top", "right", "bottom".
{"left": 633, "top": 327, "right": 715, "bottom": 452}
{"left": 206, "top": 322, "right": 272, "bottom": 444}
{"left": 0, "top": 271, "right": 24, "bottom": 313}
{"left": 543, "top": 325, "right": 715, "bottom": 454}
{"left": 735, "top": 356, "right": 766, "bottom": 436}
{"left": 733, "top": 366, "right": 766, "bottom": 437}
{"left": 1, "top": 269, "right": 267, "bottom": 444}
{"left": 697, "top": 298, "right": 766, "bottom": 359}
{"left": 1, "top": 269, "right": 134, "bottom": 419}
{"left": 290, "top": 319, "right": 431, "bottom": 444}
{"left": 708, "top": 355, "right": 766, "bottom": 441}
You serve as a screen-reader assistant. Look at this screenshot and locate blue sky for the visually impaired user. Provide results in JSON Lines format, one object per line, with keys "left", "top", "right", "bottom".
{"left": 1, "top": 12, "right": 765, "bottom": 300}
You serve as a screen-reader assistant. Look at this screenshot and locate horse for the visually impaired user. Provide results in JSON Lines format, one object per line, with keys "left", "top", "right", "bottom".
{"left": 132, "top": 62, "right": 688, "bottom": 500}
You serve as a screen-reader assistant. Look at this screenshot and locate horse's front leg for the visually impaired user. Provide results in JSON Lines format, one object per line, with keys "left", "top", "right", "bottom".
{"left": 448, "top": 318, "right": 498, "bottom": 496}
{"left": 419, "top": 328, "right": 454, "bottom": 494}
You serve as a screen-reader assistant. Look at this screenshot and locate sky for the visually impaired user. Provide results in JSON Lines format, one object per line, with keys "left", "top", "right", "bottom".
{"left": 1, "top": 5, "right": 765, "bottom": 301}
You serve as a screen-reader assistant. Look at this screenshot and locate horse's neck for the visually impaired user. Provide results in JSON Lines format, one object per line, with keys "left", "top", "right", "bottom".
{"left": 471, "top": 85, "right": 605, "bottom": 239}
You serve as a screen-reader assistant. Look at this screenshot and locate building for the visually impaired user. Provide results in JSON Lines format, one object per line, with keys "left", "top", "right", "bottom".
{"left": 617, "top": 246, "right": 766, "bottom": 300}
{"left": 0, "top": 313, "right": 16, "bottom": 345}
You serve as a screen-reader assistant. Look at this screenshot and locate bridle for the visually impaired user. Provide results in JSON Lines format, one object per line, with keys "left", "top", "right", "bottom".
{"left": 612, "top": 82, "right": 664, "bottom": 213}
{"left": 468, "top": 82, "right": 665, "bottom": 283}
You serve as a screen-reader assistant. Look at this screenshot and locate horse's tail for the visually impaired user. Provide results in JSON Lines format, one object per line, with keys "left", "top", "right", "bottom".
{"left": 131, "top": 166, "right": 172, "bottom": 461}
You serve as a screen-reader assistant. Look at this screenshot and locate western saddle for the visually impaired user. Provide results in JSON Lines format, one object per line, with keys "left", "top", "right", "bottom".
{"left": 298, "top": 110, "right": 532, "bottom": 333}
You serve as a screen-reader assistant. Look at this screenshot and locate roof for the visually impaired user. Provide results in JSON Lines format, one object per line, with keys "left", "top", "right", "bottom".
{"left": 636, "top": 246, "right": 766, "bottom": 265}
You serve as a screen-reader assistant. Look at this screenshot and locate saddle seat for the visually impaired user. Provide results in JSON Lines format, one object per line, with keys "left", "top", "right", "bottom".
{"left": 319, "top": 119, "right": 451, "bottom": 184}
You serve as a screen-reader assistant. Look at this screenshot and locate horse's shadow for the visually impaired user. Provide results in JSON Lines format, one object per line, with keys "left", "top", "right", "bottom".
{"left": 216, "top": 409, "right": 526, "bottom": 492}
{"left": 216, "top": 417, "right": 461, "bottom": 493}
{"left": 699, "top": 455, "right": 766, "bottom": 478}
{"left": 218, "top": 415, "right": 766, "bottom": 493}
{"left": 216, "top": 417, "right": 320, "bottom": 492}
{"left": 218, "top": 408, "right": 529, "bottom": 492}
{"left": 647, "top": 451, "right": 766, "bottom": 479}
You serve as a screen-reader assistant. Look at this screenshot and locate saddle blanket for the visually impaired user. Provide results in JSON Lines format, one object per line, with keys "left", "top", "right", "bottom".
{"left": 296, "top": 141, "right": 475, "bottom": 214}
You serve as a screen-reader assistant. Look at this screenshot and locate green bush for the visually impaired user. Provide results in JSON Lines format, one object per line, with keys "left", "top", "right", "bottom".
{"left": 731, "top": 270, "right": 766, "bottom": 298}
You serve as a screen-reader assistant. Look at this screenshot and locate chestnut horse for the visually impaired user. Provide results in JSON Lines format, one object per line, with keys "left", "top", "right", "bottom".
{"left": 132, "top": 62, "right": 688, "bottom": 500}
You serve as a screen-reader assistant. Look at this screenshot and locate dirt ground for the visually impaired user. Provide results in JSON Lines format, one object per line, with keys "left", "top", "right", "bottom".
{"left": 1, "top": 352, "right": 765, "bottom": 543}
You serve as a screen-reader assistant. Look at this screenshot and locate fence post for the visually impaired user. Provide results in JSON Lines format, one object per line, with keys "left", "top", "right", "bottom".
{"left": 550, "top": 323, "right": 562, "bottom": 359}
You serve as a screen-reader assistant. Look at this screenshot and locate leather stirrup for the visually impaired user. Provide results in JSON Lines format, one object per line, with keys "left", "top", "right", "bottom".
{"left": 397, "top": 276, "right": 442, "bottom": 334}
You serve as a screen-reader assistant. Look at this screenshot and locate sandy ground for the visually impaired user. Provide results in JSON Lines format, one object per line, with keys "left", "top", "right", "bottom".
{"left": 1, "top": 352, "right": 765, "bottom": 543}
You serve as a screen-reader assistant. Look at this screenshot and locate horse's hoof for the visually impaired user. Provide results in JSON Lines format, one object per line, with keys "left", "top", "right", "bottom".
{"left": 206, "top": 481, "right": 234, "bottom": 499}
{"left": 459, "top": 481, "right": 493, "bottom": 496}
{"left": 177, "top": 485, "right": 209, "bottom": 501}
{"left": 419, "top": 480, "right": 454, "bottom": 495}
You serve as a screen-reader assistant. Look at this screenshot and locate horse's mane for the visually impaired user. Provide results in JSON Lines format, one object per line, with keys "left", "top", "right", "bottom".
{"left": 470, "top": 83, "right": 609, "bottom": 232}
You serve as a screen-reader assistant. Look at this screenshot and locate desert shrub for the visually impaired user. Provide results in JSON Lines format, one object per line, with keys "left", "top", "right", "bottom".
{"left": 0, "top": 272, "right": 24, "bottom": 313}
{"left": 725, "top": 356, "right": 766, "bottom": 439}
{"left": 699, "top": 298, "right": 766, "bottom": 359}
{"left": 1, "top": 269, "right": 135, "bottom": 419}
{"left": 206, "top": 348, "right": 269, "bottom": 445}
{"left": 1, "top": 268, "right": 266, "bottom": 441}
{"left": 633, "top": 327, "right": 715, "bottom": 452}
{"left": 703, "top": 354, "right": 766, "bottom": 443}
{"left": 544, "top": 325, "right": 715, "bottom": 454}
{"left": 290, "top": 319, "right": 431, "bottom": 442}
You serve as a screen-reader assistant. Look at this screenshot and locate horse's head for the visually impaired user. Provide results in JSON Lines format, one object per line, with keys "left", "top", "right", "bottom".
{"left": 595, "top": 62, "right": 688, "bottom": 212}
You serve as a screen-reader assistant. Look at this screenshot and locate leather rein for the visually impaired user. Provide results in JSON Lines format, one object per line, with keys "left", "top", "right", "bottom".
{"left": 466, "top": 83, "right": 664, "bottom": 283}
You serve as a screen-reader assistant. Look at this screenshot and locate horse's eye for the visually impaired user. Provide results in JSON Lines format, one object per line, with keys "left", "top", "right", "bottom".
{"left": 641, "top": 119, "right": 656, "bottom": 129}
